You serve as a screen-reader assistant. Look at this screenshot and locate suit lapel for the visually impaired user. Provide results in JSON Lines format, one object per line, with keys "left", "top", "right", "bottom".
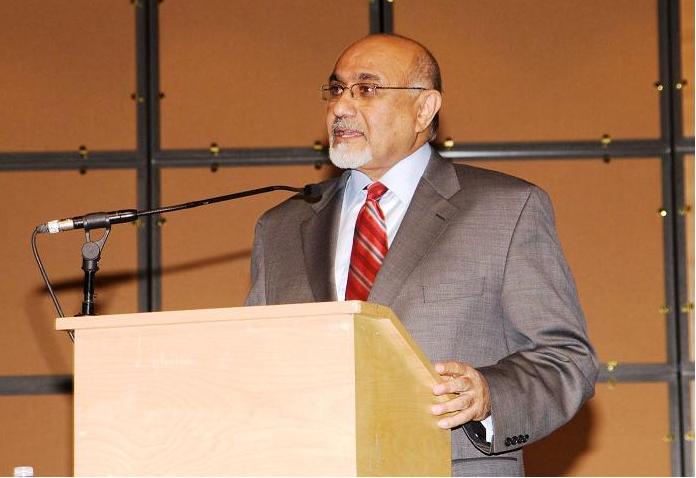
{"left": 300, "top": 172, "right": 348, "bottom": 302}
{"left": 369, "top": 152, "right": 461, "bottom": 307}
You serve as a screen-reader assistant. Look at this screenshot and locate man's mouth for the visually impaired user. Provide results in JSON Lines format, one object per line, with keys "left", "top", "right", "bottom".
{"left": 332, "top": 127, "right": 365, "bottom": 139}
{"left": 331, "top": 120, "right": 365, "bottom": 139}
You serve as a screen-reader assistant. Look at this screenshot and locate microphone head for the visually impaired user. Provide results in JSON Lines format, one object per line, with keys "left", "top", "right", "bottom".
{"left": 302, "top": 183, "right": 323, "bottom": 201}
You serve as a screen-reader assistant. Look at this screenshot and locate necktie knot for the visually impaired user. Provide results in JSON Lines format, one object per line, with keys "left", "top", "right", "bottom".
{"left": 366, "top": 182, "right": 388, "bottom": 202}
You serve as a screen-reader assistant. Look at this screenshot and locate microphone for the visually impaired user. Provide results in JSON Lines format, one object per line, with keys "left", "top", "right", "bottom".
{"left": 37, "top": 210, "right": 138, "bottom": 234}
{"left": 302, "top": 183, "right": 323, "bottom": 201}
{"left": 36, "top": 183, "right": 322, "bottom": 234}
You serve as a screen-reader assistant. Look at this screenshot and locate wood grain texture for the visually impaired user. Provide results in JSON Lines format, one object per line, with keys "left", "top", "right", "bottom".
{"left": 74, "top": 314, "right": 356, "bottom": 475}
{"left": 63, "top": 302, "right": 450, "bottom": 476}
{"left": 60, "top": 301, "right": 380, "bottom": 330}
{"left": 355, "top": 312, "right": 450, "bottom": 476}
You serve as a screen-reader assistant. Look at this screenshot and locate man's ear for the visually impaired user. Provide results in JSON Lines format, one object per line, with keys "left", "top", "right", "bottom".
{"left": 415, "top": 90, "right": 442, "bottom": 134}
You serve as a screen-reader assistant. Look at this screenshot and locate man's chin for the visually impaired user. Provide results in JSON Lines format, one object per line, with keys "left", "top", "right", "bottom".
{"left": 328, "top": 145, "right": 373, "bottom": 170}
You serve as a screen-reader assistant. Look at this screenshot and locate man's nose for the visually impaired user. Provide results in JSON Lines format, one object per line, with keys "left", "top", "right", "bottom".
{"left": 329, "top": 91, "right": 357, "bottom": 118}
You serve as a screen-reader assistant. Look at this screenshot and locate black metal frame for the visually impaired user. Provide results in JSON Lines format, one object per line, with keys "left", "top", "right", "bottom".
{"left": 660, "top": 0, "right": 693, "bottom": 474}
{"left": 0, "top": 376, "right": 72, "bottom": 395}
{"left": 135, "top": 0, "right": 152, "bottom": 313}
{"left": 0, "top": 0, "right": 693, "bottom": 474}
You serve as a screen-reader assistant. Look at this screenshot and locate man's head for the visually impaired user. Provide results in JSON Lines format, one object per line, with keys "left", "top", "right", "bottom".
{"left": 325, "top": 34, "right": 442, "bottom": 179}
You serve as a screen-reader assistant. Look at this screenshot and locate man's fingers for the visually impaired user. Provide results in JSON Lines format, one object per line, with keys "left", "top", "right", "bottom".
{"left": 433, "top": 375, "right": 473, "bottom": 395}
{"left": 434, "top": 361, "right": 469, "bottom": 376}
{"left": 431, "top": 393, "right": 472, "bottom": 416}
{"left": 437, "top": 407, "right": 477, "bottom": 429}
{"left": 431, "top": 360, "right": 492, "bottom": 427}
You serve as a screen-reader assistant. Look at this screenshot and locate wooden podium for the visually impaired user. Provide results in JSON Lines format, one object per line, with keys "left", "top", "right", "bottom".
{"left": 57, "top": 301, "right": 451, "bottom": 476}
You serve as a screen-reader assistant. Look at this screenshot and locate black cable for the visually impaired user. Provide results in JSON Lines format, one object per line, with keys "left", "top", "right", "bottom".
{"left": 32, "top": 227, "right": 74, "bottom": 342}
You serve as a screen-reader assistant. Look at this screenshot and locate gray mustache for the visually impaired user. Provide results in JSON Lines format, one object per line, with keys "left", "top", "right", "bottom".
{"left": 331, "top": 119, "right": 365, "bottom": 136}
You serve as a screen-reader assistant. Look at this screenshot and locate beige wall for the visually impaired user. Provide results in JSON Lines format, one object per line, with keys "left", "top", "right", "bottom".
{"left": 0, "top": 1, "right": 693, "bottom": 476}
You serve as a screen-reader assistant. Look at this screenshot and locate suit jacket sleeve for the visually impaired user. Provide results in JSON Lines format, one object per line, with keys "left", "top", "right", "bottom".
{"left": 245, "top": 218, "right": 267, "bottom": 307}
{"left": 470, "top": 186, "right": 598, "bottom": 454}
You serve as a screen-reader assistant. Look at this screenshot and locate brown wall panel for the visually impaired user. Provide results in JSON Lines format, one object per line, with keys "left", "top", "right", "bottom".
{"left": 685, "top": 380, "right": 696, "bottom": 448}
{"left": 686, "top": 155, "right": 694, "bottom": 361}
{"left": 0, "top": 395, "right": 72, "bottom": 477}
{"left": 681, "top": 0, "right": 694, "bottom": 137}
{"left": 525, "top": 382, "right": 671, "bottom": 476}
{"left": 0, "top": 170, "right": 139, "bottom": 375}
{"left": 160, "top": 165, "right": 337, "bottom": 310}
{"left": 394, "top": 0, "right": 660, "bottom": 143}
{"left": 463, "top": 158, "right": 665, "bottom": 363}
{"left": 0, "top": 1, "right": 135, "bottom": 152}
{"left": 159, "top": 0, "right": 368, "bottom": 150}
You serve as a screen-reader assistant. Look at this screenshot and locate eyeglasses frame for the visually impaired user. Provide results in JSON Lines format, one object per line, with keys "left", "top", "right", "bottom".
{"left": 320, "top": 82, "right": 428, "bottom": 101}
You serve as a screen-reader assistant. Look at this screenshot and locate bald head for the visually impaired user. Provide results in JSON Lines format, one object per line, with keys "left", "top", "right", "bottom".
{"left": 344, "top": 33, "right": 442, "bottom": 82}
{"left": 338, "top": 34, "right": 441, "bottom": 90}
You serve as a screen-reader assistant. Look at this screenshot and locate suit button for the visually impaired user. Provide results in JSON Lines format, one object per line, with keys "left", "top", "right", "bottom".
{"left": 511, "top": 436, "right": 518, "bottom": 445}
{"left": 505, "top": 437, "right": 512, "bottom": 446}
{"left": 525, "top": 434, "right": 529, "bottom": 440}
{"left": 518, "top": 435, "right": 525, "bottom": 442}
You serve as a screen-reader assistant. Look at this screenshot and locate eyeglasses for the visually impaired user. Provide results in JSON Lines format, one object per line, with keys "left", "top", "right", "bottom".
{"left": 320, "top": 82, "right": 427, "bottom": 101}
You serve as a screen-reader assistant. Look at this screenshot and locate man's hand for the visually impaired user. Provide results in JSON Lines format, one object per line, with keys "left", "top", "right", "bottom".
{"left": 431, "top": 361, "right": 491, "bottom": 429}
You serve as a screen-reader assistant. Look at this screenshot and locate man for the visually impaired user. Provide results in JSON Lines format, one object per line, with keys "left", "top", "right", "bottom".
{"left": 246, "top": 34, "right": 597, "bottom": 476}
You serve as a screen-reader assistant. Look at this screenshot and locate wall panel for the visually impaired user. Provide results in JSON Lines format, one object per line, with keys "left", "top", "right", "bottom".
{"left": 159, "top": 0, "right": 369, "bottom": 150}
{"left": 463, "top": 158, "right": 666, "bottom": 364}
{"left": 524, "top": 382, "right": 671, "bottom": 476}
{"left": 686, "top": 155, "right": 694, "bottom": 362}
{"left": 0, "top": 394, "right": 72, "bottom": 477}
{"left": 684, "top": 380, "right": 696, "bottom": 476}
{"left": 681, "top": 0, "right": 694, "bottom": 137}
{"left": 0, "top": 1, "right": 135, "bottom": 152}
{"left": 160, "top": 165, "right": 337, "bottom": 310}
{"left": 0, "top": 170, "right": 139, "bottom": 375}
{"left": 394, "top": 0, "right": 660, "bottom": 143}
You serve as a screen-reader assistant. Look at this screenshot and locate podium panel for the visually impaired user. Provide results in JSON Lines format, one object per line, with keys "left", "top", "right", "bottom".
{"left": 58, "top": 301, "right": 450, "bottom": 476}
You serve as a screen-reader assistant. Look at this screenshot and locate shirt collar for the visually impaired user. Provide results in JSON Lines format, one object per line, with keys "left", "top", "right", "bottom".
{"left": 346, "top": 143, "right": 432, "bottom": 202}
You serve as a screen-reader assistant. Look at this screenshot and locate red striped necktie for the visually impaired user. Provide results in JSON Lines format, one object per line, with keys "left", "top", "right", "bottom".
{"left": 345, "top": 182, "right": 389, "bottom": 301}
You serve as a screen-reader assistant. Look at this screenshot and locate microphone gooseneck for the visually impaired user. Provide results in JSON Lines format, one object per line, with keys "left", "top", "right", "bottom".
{"left": 32, "top": 182, "right": 323, "bottom": 322}
{"left": 36, "top": 183, "right": 322, "bottom": 234}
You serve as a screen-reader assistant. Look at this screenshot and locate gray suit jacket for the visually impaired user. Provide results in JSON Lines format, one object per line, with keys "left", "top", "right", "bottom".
{"left": 245, "top": 151, "right": 598, "bottom": 476}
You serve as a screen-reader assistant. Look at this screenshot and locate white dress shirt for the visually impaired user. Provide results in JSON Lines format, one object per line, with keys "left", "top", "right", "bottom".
{"left": 333, "top": 142, "right": 494, "bottom": 443}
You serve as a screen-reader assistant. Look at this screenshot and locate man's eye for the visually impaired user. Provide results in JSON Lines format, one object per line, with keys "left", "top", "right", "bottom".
{"left": 357, "top": 84, "right": 378, "bottom": 96}
{"left": 328, "top": 85, "right": 344, "bottom": 96}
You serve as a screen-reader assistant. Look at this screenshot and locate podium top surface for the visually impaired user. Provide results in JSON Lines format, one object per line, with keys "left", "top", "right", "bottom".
{"left": 56, "top": 301, "right": 445, "bottom": 387}
{"left": 56, "top": 301, "right": 394, "bottom": 331}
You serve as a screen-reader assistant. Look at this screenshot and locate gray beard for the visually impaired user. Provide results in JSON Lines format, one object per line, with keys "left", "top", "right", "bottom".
{"left": 328, "top": 142, "right": 373, "bottom": 170}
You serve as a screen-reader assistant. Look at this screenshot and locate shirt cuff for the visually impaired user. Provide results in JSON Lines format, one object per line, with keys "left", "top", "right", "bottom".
{"left": 481, "top": 415, "right": 494, "bottom": 443}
